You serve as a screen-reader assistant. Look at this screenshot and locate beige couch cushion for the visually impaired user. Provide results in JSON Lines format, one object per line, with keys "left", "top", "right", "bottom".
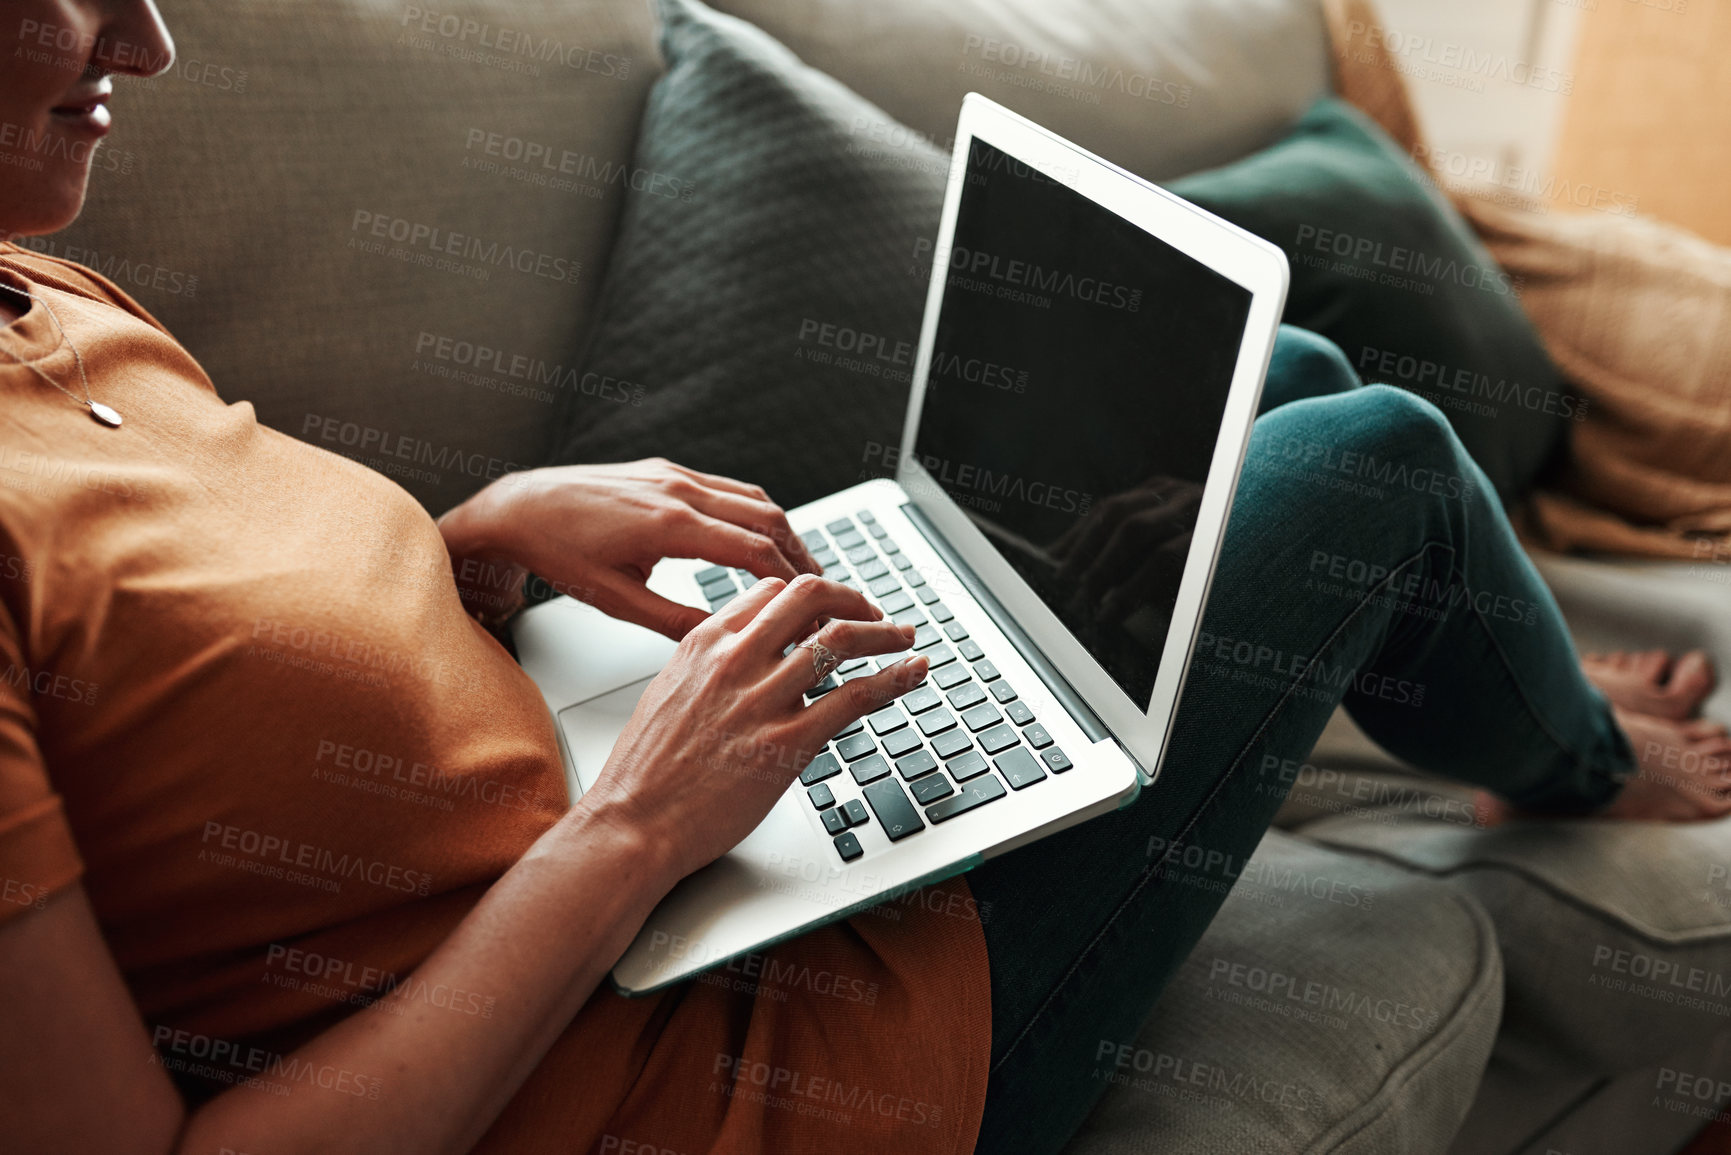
{"left": 707, "top": 0, "right": 1330, "bottom": 184}
{"left": 30, "top": 0, "right": 660, "bottom": 511}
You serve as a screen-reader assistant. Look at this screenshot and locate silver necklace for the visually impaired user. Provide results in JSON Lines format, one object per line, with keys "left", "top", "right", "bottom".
{"left": 0, "top": 284, "right": 123, "bottom": 427}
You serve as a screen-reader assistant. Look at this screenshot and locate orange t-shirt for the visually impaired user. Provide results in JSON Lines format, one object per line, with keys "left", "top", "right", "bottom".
{"left": 0, "top": 243, "right": 989, "bottom": 1154}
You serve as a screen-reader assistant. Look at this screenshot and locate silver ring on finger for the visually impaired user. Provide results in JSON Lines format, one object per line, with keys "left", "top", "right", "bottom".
{"left": 797, "top": 637, "right": 841, "bottom": 685}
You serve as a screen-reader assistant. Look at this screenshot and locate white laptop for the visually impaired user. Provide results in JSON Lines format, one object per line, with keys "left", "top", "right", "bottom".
{"left": 514, "top": 94, "right": 1289, "bottom": 995}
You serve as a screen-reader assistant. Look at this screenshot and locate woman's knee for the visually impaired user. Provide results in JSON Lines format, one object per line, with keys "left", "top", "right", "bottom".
{"left": 1260, "top": 326, "right": 1362, "bottom": 415}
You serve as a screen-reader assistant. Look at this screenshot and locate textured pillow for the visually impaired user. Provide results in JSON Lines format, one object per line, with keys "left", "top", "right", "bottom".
{"left": 708, "top": 0, "right": 1330, "bottom": 185}
{"left": 44, "top": 0, "right": 659, "bottom": 512}
{"left": 1168, "top": 99, "right": 1578, "bottom": 504}
{"left": 545, "top": 0, "right": 945, "bottom": 507}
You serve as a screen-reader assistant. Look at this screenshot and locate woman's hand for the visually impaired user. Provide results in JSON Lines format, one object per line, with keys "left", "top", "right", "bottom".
{"left": 439, "top": 458, "right": 822, "bottom": 639}
{"left": 582, "top": 574, "right": 929, "bottom": 882}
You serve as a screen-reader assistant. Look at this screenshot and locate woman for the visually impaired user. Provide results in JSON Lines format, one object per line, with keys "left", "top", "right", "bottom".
{"left": 3, "top": 3, "right": 1728, "bottom": 1154}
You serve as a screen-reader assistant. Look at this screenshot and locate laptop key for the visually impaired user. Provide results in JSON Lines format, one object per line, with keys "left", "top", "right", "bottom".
{"left": 974, "top": 659, "right": 1001, "bottom": 682}
{"left": 835, "top": 717, "right": 864, "bottom": 739}
{"left": 913, "top": 625, "right": 944, "bottom": 650}
{"left": 834, "top": 831, "right": 863, "bottom": 862}
{"left": 800, "top": 752, "right": 842, "bottom": 786}
{"left": 696, "top": 564, "right": 729, "bottom": 585}
{"left": 811, "top": 547, "right": 837, "bottom": 568}
{"left": 1006, "top": 700, "right": 1036, "bottom": 726}
{"left": 961, "top": 703, "right": 1002, "bottom": 732}
{"left": 929, "top": 602, "right": 954, "bottom": 624}
{"left": 822, "top": 808, "right": 848, "bottom": 835}
{"left": 867, "top": 523, "right": 888, "bottom": 540}
{"left": 958, "top": 639, "right": 986, "bottom": 662}
{"left": 916, "top": 586, "right": 941, "bottom": 605}
{"left": 868, "top": 707, "right": 908, "bottom": 735}
{"left": 880, "top": 537, "right": 900, "bottom": 554}
{"left": 946, "top": 750, "right": 989, "bottom": 782}
{"left": 979, "top": 724, "right": 1020, "bottom": 755}
{"left": 804, "top": 675, "right": 839, "bottom": 699}
{"left": 917, "top": 708, "right": 957, "bottom": 737}
{"left": 863, "top": 778, "right": 925, "bottom": 841}
{"left": 933, "top": 664, "right": 971, "bottom": 690}
{"left": 995, "top": 747, "right": 1048, "bottom": 790}
{"left": 944, "top": 622, "right": 970, "bottom": 642}
{"left": 1042, "top": 746, "right": 1073, "bottom": 774}
{"left": 1024, "top": 723, "right": 1054, "bottom": 749}
{"left": 807, "top": 783, "right": 836, "bottom": 810}
{"left": 904, "top": 568, "right": 927, "bottom": 588}
{"left": 892, "top": 608, "right": 927, "bottom": 629}
{"left": 868, "top": 575, "right": 901, "bottom": 598}
{"left": 896, "top": 749, "right": 939, "bottom": 780}
{"left": 850, "top": 753, "right": 891, "bottom": 786}
{"left": 882, "top": 729, "right": 923, "bottom": 759}
{"left": 991, "top": 681, "right": 1018, "bottom": 704}
{"left": 835, "top": 733, "right": 877, "bottom": 761}
{"left": 911, "top": 771, "right": 955, "bottom": 804}
{"left": 856, "top": 510, "right": 876, "bottom": 524}
{"left": 881, "top": 590, "right": 915, "bottom": 615}
{"left": 923, "top": 644, "right": 957, "bottom": 669}
{"left": 892, "top": 554, "right": 914, "bottom": 571}
{"left": 947, "top": 683, "right": 987, "bottom": 711}
{"left": 858, "top": 558, "right": 890, "bottom": 581}
{"left": 826, "top": 517, "right": 855, "bottom": 536}
{"left": 799, "top": 530, "right": 827, "bottom": 550}
{"left": 931, "top": 729, "right": 973, "bottom": 759}
{"left": 901, "top": 685, "right": 942, "bottom": 714}
{"left": 838, "top": 657, "right": 870, "bottom": 674}
{"left": 843, "top": 799, "right": 869, "bottom": 827}
{"left": 925, "top": 774, "right": 1006, "bottom": 823}
{"left": 846, "top": 545, "right": 875, "bottom": 566}
{"left": 834, "top": 529, "right": 866, "bottom": 550}
{"left": 823, "top": 564, "right": 851, "bottom": 583}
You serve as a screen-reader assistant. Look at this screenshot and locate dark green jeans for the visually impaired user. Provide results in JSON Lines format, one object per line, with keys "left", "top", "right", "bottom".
{"left": 970, "top": 326, "right": 1632, "bottom": 1154}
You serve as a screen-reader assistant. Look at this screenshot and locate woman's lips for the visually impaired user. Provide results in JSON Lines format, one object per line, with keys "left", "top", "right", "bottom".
{"left": 50, "top": 96, "right": 112, "bottom": 136}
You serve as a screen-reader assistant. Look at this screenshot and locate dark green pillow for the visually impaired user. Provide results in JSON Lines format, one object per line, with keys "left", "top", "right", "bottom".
{"left": 1168, "top": 98, "right": 1577, "bottom": 501}
{"left": 544, "top": 0, "right": 945, "bottom": 508}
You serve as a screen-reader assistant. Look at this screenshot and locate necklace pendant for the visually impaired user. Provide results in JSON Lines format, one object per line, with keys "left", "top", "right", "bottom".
{"left": 88, "top": 401, "right": 123, "bottom": 428}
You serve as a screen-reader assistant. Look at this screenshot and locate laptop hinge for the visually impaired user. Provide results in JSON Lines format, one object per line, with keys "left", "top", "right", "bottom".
{"left": 900, "top": 502, "right": 1137, "bottom": 769}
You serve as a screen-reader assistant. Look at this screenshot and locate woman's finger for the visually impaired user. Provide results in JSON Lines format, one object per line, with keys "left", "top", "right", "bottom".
{"left": 585, "top": 569, "right": 712, "bottom": 641}
{"left": 800, "top": 656, "right": 930, "bottom": 745}
{"left": 662, "top": 460, "right": 774, "bottom": 502}
{"left": 772, "top": 618, "right": 917, "bottom": 695}
{"left": 679, "top": 486, "right": 821, "bottom": 576}
{"left": 666, "top": 513, "right": 801, "bottom": 582}
{"left": 706, "top": 575, "right": 788, "bottom": 633}
{"left": 744, "top": 575, "right": 882, "bottom": 653}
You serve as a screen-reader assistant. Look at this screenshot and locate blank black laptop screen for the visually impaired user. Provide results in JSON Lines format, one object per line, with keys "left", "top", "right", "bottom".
{"left": 913, "top": 138, "right": 1254, "bottom": 708}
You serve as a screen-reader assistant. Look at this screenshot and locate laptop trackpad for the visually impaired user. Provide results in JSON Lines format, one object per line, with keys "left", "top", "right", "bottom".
{"left": 557, "top": 677, "right": 654, "bottom": 796}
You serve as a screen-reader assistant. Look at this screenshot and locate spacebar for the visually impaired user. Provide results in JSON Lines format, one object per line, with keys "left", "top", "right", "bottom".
{"left": 924, "top": 776, "right": 1006, "bottom": 823}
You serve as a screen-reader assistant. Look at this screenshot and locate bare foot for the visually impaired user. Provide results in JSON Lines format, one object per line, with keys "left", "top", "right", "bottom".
{"left": 1476, "top": 708, "right": 1731, "bottom": 824}
{"left": 1582, "top": 649, "right": 1716, "bottom": 721}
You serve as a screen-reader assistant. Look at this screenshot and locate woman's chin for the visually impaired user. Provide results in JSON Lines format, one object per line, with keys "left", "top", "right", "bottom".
{"left": 0, "top": 168, "right": 92, "bottom": 239}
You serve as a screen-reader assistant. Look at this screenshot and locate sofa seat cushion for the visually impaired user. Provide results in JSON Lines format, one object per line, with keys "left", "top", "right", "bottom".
{"left": 1300, "top": 805, "right": 1731, "bottom": 1079}
{"left": 1065, "top": 830, "right": 1502, "bottom": 1155}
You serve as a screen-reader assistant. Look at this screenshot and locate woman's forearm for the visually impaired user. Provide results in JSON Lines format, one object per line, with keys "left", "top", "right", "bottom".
{"left": 177, "top": 801, "right": 681, "bottom": 1155}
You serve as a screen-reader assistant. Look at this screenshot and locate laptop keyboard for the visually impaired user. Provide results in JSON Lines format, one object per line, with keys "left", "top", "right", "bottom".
{"left": 693, "top": 510, "right": 1072, "bottom": 864}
